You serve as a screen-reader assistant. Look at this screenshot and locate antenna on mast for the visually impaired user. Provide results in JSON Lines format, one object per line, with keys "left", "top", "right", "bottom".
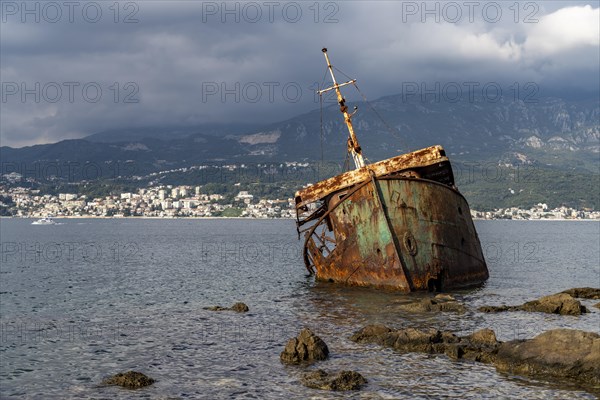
{"left": 318, "top": 48, "right": 365, "bottom": 169}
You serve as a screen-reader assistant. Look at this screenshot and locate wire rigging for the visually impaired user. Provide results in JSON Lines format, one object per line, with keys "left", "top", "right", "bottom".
{"left": 332, "top": 66, "right": 409, "bottom": 152}
{"left": 319, "top": 64, "right": 408, "bottom": 170}
{"left": 319, "top": 90, "right": 324, "bottom": 164}
{"left": 318, "top": 66, "right": 330, "bottom": 164}
{"left": 318, "top": 66, "right": 350, "bottom": 167}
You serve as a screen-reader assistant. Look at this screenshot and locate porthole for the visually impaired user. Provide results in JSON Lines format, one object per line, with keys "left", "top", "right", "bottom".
{"left": 403, "top": 232, "right": 418, "bottom": 256}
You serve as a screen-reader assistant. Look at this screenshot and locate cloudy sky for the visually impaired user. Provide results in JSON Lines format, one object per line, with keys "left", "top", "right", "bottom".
{"left": 1, "top": 0, "right": 598, "bottom": 147}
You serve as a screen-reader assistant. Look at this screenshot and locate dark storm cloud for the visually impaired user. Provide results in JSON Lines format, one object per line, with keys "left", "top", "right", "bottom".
{"left": 1, "top": 0, "right": 598, "bottom": 147}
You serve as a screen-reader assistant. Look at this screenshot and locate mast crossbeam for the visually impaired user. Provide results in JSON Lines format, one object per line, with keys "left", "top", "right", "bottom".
{"left": 317, "top": 79, "right": 357, "bottom": 95}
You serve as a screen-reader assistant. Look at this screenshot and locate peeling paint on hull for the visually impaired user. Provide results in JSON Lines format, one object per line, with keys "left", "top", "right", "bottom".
{"left": 296, "top": 146, "right": 489, "bottom": 292}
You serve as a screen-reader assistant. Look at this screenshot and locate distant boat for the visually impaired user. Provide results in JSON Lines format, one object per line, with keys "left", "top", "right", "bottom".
{"left": 31, "top": 216, "right": 58, "bottom": 225}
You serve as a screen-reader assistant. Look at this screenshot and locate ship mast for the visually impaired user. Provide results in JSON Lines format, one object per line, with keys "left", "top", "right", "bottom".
{"left": 318, "top": 48, "right": 365, "bottom": 169}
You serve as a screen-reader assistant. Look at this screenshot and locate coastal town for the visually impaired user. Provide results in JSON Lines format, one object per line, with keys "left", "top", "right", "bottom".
{"left": 0, "top": 185, "right": 295, "bottom": 219}
{"left": 1, "top": 185, "right": 599, "bottom": 220}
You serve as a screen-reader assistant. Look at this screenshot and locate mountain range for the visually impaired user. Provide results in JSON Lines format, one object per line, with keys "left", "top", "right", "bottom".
{"left": 1, "top": 93, "right": 598, "bottom": 209}
{"left": 2, "top": 94, "right": 598, "bottom": 169}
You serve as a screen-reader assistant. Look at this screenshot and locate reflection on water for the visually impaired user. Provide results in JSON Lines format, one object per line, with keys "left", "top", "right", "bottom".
{"left": 0, "top": 219, "right": 598, "bottom": 399}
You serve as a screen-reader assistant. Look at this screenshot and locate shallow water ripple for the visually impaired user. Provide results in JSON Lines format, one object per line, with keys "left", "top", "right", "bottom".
{"left": 0, "top": 219, "right": 598, "bottom": 399}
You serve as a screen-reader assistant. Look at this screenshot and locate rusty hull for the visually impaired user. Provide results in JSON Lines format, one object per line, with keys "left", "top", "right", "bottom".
{"left": 295, "top": 145, "right": 489, "bottom": 292}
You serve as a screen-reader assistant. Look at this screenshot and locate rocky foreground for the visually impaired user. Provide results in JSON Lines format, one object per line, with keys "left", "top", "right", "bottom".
{"left": 351, "top": 325, "right": 600, "bottom": 387}
{"left": 479, "top": 293, "right": 588, "bottom": 315}
{"left": 101, "top": 288, "right": 599, "bottom": 393}
{"left": 396, "top": 288, "right": 598, "bottom": 316}
{"left": 280, "top": 328, "right": 367, "bottom": 391}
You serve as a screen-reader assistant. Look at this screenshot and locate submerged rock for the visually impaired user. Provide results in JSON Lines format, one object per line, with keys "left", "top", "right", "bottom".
{"left": 433, "top": 293, "right": 456, "bottom": 302}
{"left": 280, "top": 328, "right": 329, "bottom": 365}
{"left": 561, "top": 287, "right": 600, "bottom": 300}
{"left": 348, "top": 324, "right": 392, "bottom": 342}
{"left": 397, "top": 295, "right": 466, "bottom": 313}
{"left": 204, "top": 306, "right": 229, "bottom": 311}
{"left": 478, "top": 305, "right": 511, "bottom": 313}
{"left": 103, "top": 371, "right": 155, "bottom": 388}
{"left": 230, "top": 302, "right": 250, "bottom": 312}
{"left": 478, "top": 293, "right": 587, "bottom": 316}
{"left": 351, "top": 325, "right": 600, "bottom": 387}
{"left": 495, "top": 329, "right": 600, "bottom": 385}
{"left": 520, "top": 293, "right": 587, "bottom": 315}
{"left": 594, "top": 302, "right": 600, "bottom": 309}
{"left": 350, "top": 325, "right": 498, "bottom": 362}
{"left": 469, "top": 328, "right": 498, "bottom": 346}
{"left": 204, "top": 302, "right": 249, "bottom": 313}
{"left": 301, "top": 369, "right": 367, "bottom": 391}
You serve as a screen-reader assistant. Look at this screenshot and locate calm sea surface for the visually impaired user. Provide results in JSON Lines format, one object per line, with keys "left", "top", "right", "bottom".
{"left": 1, "top": 218, "right": 599, "bottom": 399}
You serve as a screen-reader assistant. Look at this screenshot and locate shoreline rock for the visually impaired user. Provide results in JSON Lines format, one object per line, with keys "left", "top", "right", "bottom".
{"left": 495, "top": 329, "right": 600, "bottom": 385}
{"left": 280, "top": 328, "right": 329, "bottom": 365}
{"left": 102, "top": 371, "right": 155, "bottom": 388}
{"left": 478, "top": 293, "right": 587, "bottom": 316}
{"left": 397, "top": 294, "right": 466, "bottom": 313}
{"left": 350, "top": 325, "right": 600, "bottom": 387}
{"left": 301, "top": 370, "right": 367, "bottom": 391}
{"left": 204, "top": 302, "right": 249, "bottom": 313}
{"left": 350, "top": 324, "right": 499, "bottom": 363}
{"left": 561, "top": 287, "right": 600, "bottom": 300}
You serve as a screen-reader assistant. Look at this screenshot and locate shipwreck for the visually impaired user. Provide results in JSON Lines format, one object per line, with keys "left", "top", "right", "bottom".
{"left": 294, "top": 48, "right": 489, "bottom": 292}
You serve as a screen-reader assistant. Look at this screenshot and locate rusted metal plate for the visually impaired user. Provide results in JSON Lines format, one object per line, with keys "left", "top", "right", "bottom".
{"left": 375, "top": 178, "right": 488, "bottom": 290}
{"left": 300, "top": 176, "right": 488, "bottom": 292}
{"left": 310, "top": 179, "right": 412, "bottom": 290}
{"left": 295, "top": 145, "right": 448, "bottom": 208}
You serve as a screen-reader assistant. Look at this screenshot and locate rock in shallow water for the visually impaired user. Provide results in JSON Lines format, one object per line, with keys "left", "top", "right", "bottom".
{"left": 468, "top": 328, "right": 498, "bottom": 346}
{"left": 397, "top": 295, "right": 466, "bottom": 313}
{"left": 280, "top": 328, "right": 329, "bottom": 365}
{"left": 478, "top": 293, "right": 587, "bottom": 316}
{"left": 350, "top": 325, "right": 600, "bottom": 386}
{"left": 204, "top": 302, "right": 249, "bottom": 313}
{"left": 349, "top": 324, "right": 392, "bottom": 342}
{"left": 561, "top": 287, "right": 600, "bottom": 300}
{"left": 301, "top": 369, "right": 367, "bottom": 391}
{"left": 230, "top": 302, "right": 250, "bottom": 312}
{"left": 103, "top": 371, "right": 155, "bottom": 388}
{"left": 520, "top": 293, "right": 588, "bottom": 315}
{"left": 350, "top": 325, "right": 497, "bottom": 362}
{"left": 495, "top": 329, "right": 600, "bottom": 385}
